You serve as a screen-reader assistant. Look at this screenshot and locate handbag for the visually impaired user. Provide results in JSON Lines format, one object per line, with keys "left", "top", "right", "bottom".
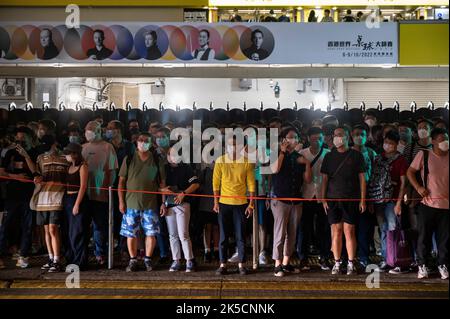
{"left": 386, "top": 216, "right": 412, "bottom": 268}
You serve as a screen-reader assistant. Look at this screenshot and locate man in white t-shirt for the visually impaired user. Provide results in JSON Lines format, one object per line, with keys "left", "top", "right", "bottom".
{"left": 298, "top": 127, "right": 331, "bottom": 271}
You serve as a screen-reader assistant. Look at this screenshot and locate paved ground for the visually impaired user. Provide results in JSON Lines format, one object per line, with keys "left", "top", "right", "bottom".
{"left": 0, "top": 255, "right": 448, "bottom": 299}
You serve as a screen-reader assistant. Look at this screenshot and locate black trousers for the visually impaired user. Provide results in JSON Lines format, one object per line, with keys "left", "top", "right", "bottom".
{"left": 64, "top": 194, "right": 89, "bottom": 269}
{"left": 417, "top": 204, "right": 449, "bottom": 266}
{"left": 218, "top": 203, "right": 247, "bottom": 263}
{"left": 0, "top": 200, "right": 34, "bottom": 258}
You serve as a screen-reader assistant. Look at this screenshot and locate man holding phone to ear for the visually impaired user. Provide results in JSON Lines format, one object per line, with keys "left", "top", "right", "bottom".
{"left": 213, "top": 135, "right": 256, "bottom": 276}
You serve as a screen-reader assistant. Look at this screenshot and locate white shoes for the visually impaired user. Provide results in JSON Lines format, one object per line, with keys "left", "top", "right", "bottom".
{"left": 417, "top": 265, "right": 429, "bottom": 279}
{"left": 258, "top": 251, "right": 268, "bottom": 265}
{"left": 438, "top": 265, "right": 449, "bottom": 280}
{"left": 331, "top": 262, "right": 341, "bottom": 275}
{"left": 228, "top": 251, "right": 239, "bottom": 263}
{"left": 16, "top": 256, "right": 30, "bottom": 269}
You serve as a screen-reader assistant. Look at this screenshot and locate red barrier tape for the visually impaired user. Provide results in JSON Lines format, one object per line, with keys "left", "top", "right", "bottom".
{"left": 0, "top": 175, "right": 448, "bottom": 202}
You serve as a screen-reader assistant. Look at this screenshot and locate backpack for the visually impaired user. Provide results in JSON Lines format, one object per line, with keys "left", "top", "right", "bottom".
{"left": 368, "top": 153, "right": 399, "bottom": 203}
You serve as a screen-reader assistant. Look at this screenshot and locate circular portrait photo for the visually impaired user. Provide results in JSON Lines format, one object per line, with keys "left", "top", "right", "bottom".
{"left": 135, "top": 26, "right": 169, "bottom": 60}
{"left": 29, "top": 26, "right": 63, "bottom": 60}
{"left": 240, "top": 26, "right": 275, "bottom": 61}
{"left": 0, "top": 26, "right": 10, "bottom": 59}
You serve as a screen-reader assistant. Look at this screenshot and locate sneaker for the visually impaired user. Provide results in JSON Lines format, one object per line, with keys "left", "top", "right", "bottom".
{"left": 359, "top": 260, "right": 368, "bottom": 270}
{"left": 41, "top": 259, "right": 53, "bottom": 270}
{"left": 438, "top": 265, "right": 449, "bottom": 280}
{"left": 346, "top": 262, "right": 356, "bottom": 275}
{"left": 126, "top": 259, "right": 139, "bottom": 272}
{"left": 274, "top": 265, "right": 284, "bottom": 277}
{"left": 409, "top": 261, "right": 419, "bottom": 272}
{"left": 299, "top": 260, "right": 311, "bottom": 271}
{"left": 228, "top": 251, "right": 239, "bottom": 263}
{"left": 96, "top": 256, "right": 106, "bottom": 266}
{"left": 376, "top": 261, "right": 388, "bottom": 272}
{"left": 186, "top": 259, "right": 196, "bottom": 273}
{"left": 389, "top": 267, "right": 407, "bottom": 275}
{"left": 144, "top": 259, "right": 153, "bottom": 272}
{"left": 238, "top": 266, "right": 248, "bottom": 275}
{"left": 215, "top": 266, "right": 227, "bottom": 275}
{"left": 319, "top": 258, "right": 331, "bottom": 271}
{"left": 282, "top": 264, "right": 300, "bottom": 274}
{"left": 258, "top": 251, "right": 268, "bottom": 265}
{"left": 331, "top": 262, "right": 341, "bottom": 275}
{"left": 417, "top": 265, "right": 429, "bottom": 279}
{"left": 11, "top": 253, "right": 20, "bottom": 261}
{"left": 16, "top": 257, "right": 30, "bottom": 269}
{"left": 203, "top": 251, "right": 212, "bottom": 263}
{"left": 169, "top": 260, "right": 182, "bottom": 272}
{"left": 48, "top": 262, "right": 62, "bottom": 273}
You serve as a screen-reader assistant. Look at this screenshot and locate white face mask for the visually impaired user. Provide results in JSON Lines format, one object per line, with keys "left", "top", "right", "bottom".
{"left": 397, "top": 143, "right": 406, "bottom": 154}
{"left": 85, "top": 130, "right": 96, "bottom": 142}
{"left": 418, "top": 129, "right": 429, "bottom": 139}
{"left": 65, "top": 155, "right": 73, "bottom": 163}
{"left": 333, "top": 136, "right": 345, "bottom": 148}
{"left": 438, "top": 140, "right": 449, "bottom": 152}
{"left": 137, "top": 141, "right": 151, "bottom": 152}
{"left": 365, "top": 119, "right": 376, "bottom": 128}
{"left": 383, "top": 143, "right": 396, "bottom": 153}
{"left": 69, "top": 136, "right": 80, "bottom": 144}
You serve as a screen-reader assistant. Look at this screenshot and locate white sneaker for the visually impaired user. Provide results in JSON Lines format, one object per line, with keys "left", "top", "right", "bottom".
{"left": 258, "top": 252, "right": 268, "bottom": 265}
{"left": 331, "top": 262, "right": 341, "bottom": 275}
{"left": 417, "top": 265, "right": 428, "bottom": 279}
{"left": 389, "top": 267, "right": 407, "bottom": 275}
{"left": 346, "top": 262, "right": 356, "bottom": 275}
{"left": 438, "top": 265, "right": 449, "bottom": 280}
{"left": 227, "top": 251, "right": 239, "bottom": 263}
{"left": 16, "top": 257, "right": 30, "bottom": 269}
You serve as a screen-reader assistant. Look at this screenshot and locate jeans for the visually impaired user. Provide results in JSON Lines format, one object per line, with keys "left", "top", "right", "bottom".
{"left": 375, "top": 202, "right": 397, "bottom": 260}
{"left": 165, "top": 203, "right": 193, "bottom": 261}
{"left": 64, "top": 194, "right": 89, "bottom": 268}
{"left": 0, "top": 200, "right": 34, "bottom": 258}
{"left": 88, "top": 200, "right": 108, "bottom": 258}
{"left": 417, "top": 204, "right": 449, "bottom": 267}
{"left": 218, "top": 203, "right": 247, "bottom": 263}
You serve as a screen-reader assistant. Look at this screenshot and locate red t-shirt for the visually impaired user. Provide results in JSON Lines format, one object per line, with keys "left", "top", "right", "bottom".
{"left": 382, "top": 152, "right": 408, "bottom": 199}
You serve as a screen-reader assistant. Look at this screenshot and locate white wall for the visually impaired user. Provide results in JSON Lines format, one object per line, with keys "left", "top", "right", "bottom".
{"left": 162, "top": 78, "right": 345, "bottom": 110}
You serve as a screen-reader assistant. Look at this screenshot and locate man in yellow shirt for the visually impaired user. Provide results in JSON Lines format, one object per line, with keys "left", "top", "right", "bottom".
{"left": 213, "top": 135, "right": 256, "bottom": 275}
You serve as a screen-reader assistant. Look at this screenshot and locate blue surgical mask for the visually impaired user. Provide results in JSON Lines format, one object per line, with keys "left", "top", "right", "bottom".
{"left": 105, "top": 130, "right": 114, "bottom": 140}
{"left": 156, "top": 137, "right": 169, "bottom": 148}
{"left": 69, "top": 136, "right": 81, "bottom": 144}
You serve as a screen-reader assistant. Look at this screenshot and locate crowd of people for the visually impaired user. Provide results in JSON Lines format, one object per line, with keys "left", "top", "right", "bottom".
{"left": 0, "top": 110, "right": 448, "bottom": 280}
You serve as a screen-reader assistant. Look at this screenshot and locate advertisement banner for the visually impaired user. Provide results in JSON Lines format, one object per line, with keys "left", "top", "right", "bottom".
{"left": 0, "top": 22, "right": 398, "bottom": 64}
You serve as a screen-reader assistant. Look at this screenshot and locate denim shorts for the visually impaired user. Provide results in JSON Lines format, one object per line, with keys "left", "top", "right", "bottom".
{"left": 120, "top": 208, "right": 160, "bottom": 238}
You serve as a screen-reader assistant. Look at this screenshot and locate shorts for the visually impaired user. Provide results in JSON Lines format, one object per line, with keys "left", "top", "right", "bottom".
{"left": 326, "top": 201, "right": 359, "bottom": 225}
{"left": 120, "top": 208, "right": 160, "bottom": 238}
{"left": 36, "top": 211, "right": 61, "bottom": 226}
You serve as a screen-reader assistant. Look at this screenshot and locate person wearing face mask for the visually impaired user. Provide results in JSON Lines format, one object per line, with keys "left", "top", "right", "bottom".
{"left": 397, "top": 121, "right": 415, "bottom": 154}
{"left": 36, "top": 119, "right": 56, "bottom": 154}
{"left": 213, "top": 135, "right": 256, "bottom": 276}
{"left": 298, "top": 127, "right": 331, "bottom": 271}
{"left": 403, "top": 119, "right": 433, "bottom": 269}
{"left": 0, "top": 127, "right": 38, "bottom": 269}
{"left": 160, "top": 144, "right": 200, "bottom": 273}
{"left": 368, "top": 131, "right": 408, "bottom": 273}
{"left": 321, "top": 126, "right": 367, "bottom": 276}
{"left": 105, "top": 120, "right": 136, "bottom": 255}
{"left": 62, "top": 143, "right": 88, "bottom": 270}
{"left": 155, "top": 127, "right": 171, "bottom": 160}
{"left": 67, "top": 128, "right": 83, "bottom": 145}
{"left": 350, "top": 124, "right": 378, "bottom": 269}
{"left": 32, "top": 135, "right": 70, "bottom": 272}
{"left": 118, "top": 133, "right": 166, "bottom": 272}
{"left": 81, "top": 121, "right": 118, "bottom": 266}
{"left": 269, "top": 127, "right": 311, "bottom": 277}
{"left": 407, "top": 128, "right": 449, "bottom": 280}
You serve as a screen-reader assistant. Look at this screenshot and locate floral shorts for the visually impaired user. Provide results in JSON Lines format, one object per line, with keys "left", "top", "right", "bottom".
{"left": 120, "top": 208, "right": 160, "bottom": 238}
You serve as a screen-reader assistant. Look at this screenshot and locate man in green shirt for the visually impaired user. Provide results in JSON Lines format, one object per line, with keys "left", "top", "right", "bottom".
{"left": 118, "top": 132, "right": 166, "bottom": 272}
